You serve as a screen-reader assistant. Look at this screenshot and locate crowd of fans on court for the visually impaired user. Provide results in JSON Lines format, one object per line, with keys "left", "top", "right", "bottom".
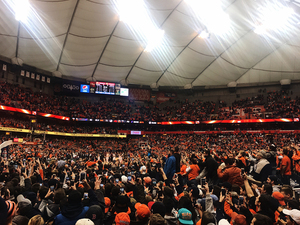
{"left": 0, "top": 132, "right": 300, "bottom": 225}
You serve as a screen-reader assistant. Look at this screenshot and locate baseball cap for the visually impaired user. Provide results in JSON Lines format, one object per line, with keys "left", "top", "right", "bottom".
{"left": 115, "top": 212, "right": 130, "bottom": 225}
{"left": 85, "top": 205, "right": 103, "bottom": 225}
{"left": 6, "top": 200, "right": 17, "bottom": 221}
{"left": 151, "top": 202, "right": 166, "bottom": 217}
{"left": 140, "top": 166, "right": 147, "bottom": 174}
{"left": 75, "top": 219, "right": 94, "bottom": 225}
{"left": 219, "top": 219, "right": 230, "bottom": 225}
{"left": 143, "top": 177, "right": 152, "bottom": 184}
{"left": 104, "top": 197, "right": 111, "bottom": 213}
{"left": 135, "top": 203, "right": 150, "bottom": 219}
{"left": 17, "top": 195, "right": 31, "bottom": 205}
{"left": 272, "top": 192, "right": 285, "bottom": 206}
{"left": 121, "top": 175, "right": 128, "bottom": 183}
{"left": 283, "top": 209, "right": 300, "bottom": 224}
{"left": 231, "top": 213, "right": 247, "bottom": 225}
{"left": 148, "top": 201, "right": 155, "bottom": 211}
{"left": 178, "top": 208, "right": 193, "bottom": 225}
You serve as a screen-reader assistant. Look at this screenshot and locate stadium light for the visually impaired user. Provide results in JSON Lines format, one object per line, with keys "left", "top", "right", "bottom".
{"left": 185, "top": 0, "right": 231, "bottom": 35}
{"left": 199, "top": 30, "right": 210, "bottom": 39}
{"left": 4, "top": 0, "right": 30, "bottom": 23}
{"left": 254, "top": 4, "right": 295, "bottom": 34}
{"left": 114, "top": 0, "right": 165, "bottom": 52}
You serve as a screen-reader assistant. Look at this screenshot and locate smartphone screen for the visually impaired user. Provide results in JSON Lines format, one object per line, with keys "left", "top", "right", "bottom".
{"left": 50, "top": 186, "right": 54, "bottom": 192}
{"left": 201, "top": 178, "right": 206, "bottom": 186}
{"left": 21, "top": 167, "right": 25, "bottom": 173}
{"left": 221, "top": 188, "right": 226, "bottom": 196}
{"left": 128, "top": 176, "right": 132, "bottom": 181}
{"left": 80, "top": 172, "right": 86, "bottom": 182}
{"left": 84, "top": 192, "right": 88, "bottom": 199}
{"left": 120, "top": 188, "right": 124, "bottom": 194}
{"left": 100, "top": 184, "right": 104, "bottom": 187}
{"left": 116, "top": 178, "right": 119, "bottom": 183}
{"left": 241, "top": 168, "right": 245, "bottom": 175}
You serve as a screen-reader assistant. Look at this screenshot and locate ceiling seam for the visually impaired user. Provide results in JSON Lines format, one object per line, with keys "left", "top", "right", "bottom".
{"left": 234, "top": 43, "right": 288, "bottom": 82}
{"left": 15, "top": 21, "right": 20, "bottom": 58}
{"left": 56, "top": 0, "right": 81, "bottom": 71}
{"left": 91, "top": 20, "right": 120, "bottom": 78}
{"left": 124, "top": 0, "right": 184, "bottom": 81}
{"left": 191, "top": 29, "right": 253, "bottom": 85}
{"left": 155, "top": 34, "right": 199, "bottom": 83}
{"left": 157, "top": 0, "right": 240, "bottom": 85}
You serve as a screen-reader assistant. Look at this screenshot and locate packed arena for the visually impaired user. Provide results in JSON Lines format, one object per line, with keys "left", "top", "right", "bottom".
{"left": 2, "top": 1, "right": 300, "bottom": 225}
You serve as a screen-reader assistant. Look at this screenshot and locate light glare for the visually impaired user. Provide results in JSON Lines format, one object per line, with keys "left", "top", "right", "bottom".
{"left": 5, "top": 0, "right": 30, "bottom": 23}
{"left": 114, "top": 0, "right": 165, "bottom": 52}
{"left": 185, "top": 0, "right": 231, "bottom": 35}
{"left": 254, "top": 4, "right": 295, "bottom": 34}
{"left": 199, "top": 30, "right": 210, "bottom": 39}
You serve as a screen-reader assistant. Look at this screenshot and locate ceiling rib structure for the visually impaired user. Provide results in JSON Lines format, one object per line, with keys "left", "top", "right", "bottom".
{"left": 0, "top": 0, "right": 300, "bottom": 88}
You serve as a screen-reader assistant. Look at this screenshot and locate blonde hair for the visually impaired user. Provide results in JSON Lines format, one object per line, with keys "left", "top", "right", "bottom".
{"left": 28, "top": 215, "right": 44, "bottom": 225}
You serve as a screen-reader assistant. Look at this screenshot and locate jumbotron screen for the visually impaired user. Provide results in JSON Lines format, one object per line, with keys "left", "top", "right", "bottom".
{"left": 90, "top": 82, "right": 115, "bottom": 95}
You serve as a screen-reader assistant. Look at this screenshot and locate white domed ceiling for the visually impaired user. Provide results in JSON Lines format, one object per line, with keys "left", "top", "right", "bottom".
{"left": 1, "top": 0, "right": 300, "bottom": 88}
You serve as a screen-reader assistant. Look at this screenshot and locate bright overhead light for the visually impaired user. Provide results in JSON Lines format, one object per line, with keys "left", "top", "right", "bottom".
{"left": 199, "top": 30, "right": 210, "bottom": 39}
{"left": 114, "top": 0, "right": 165, "bottom": 52}
{"left": 185, "top": 0, "right": 231, "bottom": 35}
{"left": 4, "top": 0, "right": 30, "bottom": 23}
{"left": 254, "top": 3, "right": 295, "bottom": 34}
{"left": 144, "top": 29, "right": 165, "bottom": 52}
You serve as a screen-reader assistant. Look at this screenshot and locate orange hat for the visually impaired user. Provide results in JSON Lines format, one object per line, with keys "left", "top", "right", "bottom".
{"left": 231, "top": 213, "right": 247, "bottom": 225}
{"left": 115, "top": 212, "right": 130, "bottom": 225}
{"left": 143, "top": 177, "right": 152, "bottom": 184}
{"left": 135, "top": 203, "right": 150, "bottom": 219}
{"left": 104, "top": 197, "right": 111, "bottom": 213}
{"left": 272, "top": 192, "right": 285, "bottom": 206}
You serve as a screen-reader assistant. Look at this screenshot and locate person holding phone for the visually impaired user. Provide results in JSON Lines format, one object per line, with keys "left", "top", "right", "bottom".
{"left": 186, "top": 158, "right": 200, "bottom": 187}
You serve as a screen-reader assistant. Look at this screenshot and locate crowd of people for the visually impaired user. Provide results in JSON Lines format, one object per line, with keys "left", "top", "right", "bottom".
{"left": 0, "top": 132, "right": 299, "bottom": 225}
{"left": 1, "top": 82, "right": 300, "bottom": 122}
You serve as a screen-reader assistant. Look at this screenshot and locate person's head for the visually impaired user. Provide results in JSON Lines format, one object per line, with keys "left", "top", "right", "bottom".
{"left": 135, "top": 203, "right": 150, "bottom": 221}
{"left": 224, "top": 158, "right": 234, "bottom": 166}
{"left": 283, "top": 147, "right": 289, "bottom": 156}
{"left": 37, "top": 186, "right": 49, "bottom": 200}
{"left": 267, "top": 176, "right": 278, "bottom": 185}
{"left": 68, "top": 190, "right": 82, "bottom": 204}
{"left": 281, "top": 186, "right": 293, "bottom": 200}
{"left": 250, "top": 214, "right": 272, "bottom": 225}
{"left": 151, "top": 202, "right": 166, "bottom": 218}
{"left": 85, "top": 205, "right": 103, "bottom": 225}
{"left": 204, "top": 149, "right": 210, "bottom": 157}
{"left": 283, "top": 209, "right": 300, "bottom": 225}
{"left": 114, "top": 212, "right": 130, "bottom": 225}
{"left": 149, "top": 214, "right": 166, "bottom": 225}
{"left": 191, "top": 158, "right": 197, "bottom": 165}
{"left": 6, "top": 200, "right": 17, "bottom": 223}
{"left": 201, "top": 212, "right": 216, "bottom": 225}
{"left": 286, "top": 199, "right": 300, "bottom": 210}
{"left": 255, "top": 194, "right": 271, "bottom": 211}
{"left": 178, "top": 208, "right": 193, "bottom": 225}
{"left": 261, "top": 184, "right": 272, "bottom": 196}
{"left": 54, "top": 188, "right": 66, "bottom": 204}
{"left": 28, "top": 215, "right": 44, "bottom": 225}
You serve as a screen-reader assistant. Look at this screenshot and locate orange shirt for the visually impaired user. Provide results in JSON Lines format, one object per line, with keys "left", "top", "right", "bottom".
{"left": 188, "top": 164, "right": 200, "bottom": 180}
{"left": 180, "top": 164, "right": 187, "bottom": 176}
{"left": 281, "top": 155, "right": 291, "bottom": 175}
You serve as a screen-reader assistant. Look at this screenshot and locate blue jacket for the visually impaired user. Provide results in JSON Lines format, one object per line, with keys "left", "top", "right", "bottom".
{"left": 164, "top": 155, "right": 176, "bottom": 179}
{"left": 54, "top": 206, "right": 89, "bottom": 225}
